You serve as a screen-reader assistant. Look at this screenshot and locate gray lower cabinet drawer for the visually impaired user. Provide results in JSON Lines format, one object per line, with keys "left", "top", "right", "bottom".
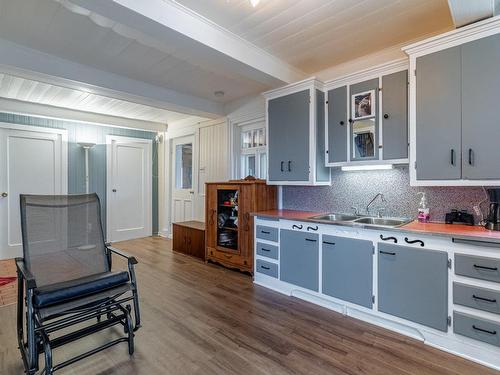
{"left": 454, "top": 311, "right": 500, "bottom": 347}
{"left": 256, "top": 242, "right": 278, "bottom": 260}
{"left": 454, "top": 282, "right": 500, "bottom": 315}
{"left": 455, "top": 254, "right": 500, "bottom": 283}
{"left": 256, "top": 225, "right": 279, "bottom": 242}
{"left": 256, "top": 259, "right": 278, "bottom": 278}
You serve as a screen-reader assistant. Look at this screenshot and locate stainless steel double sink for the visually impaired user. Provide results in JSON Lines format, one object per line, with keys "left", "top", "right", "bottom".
{"left": 309, "top": 213, "right": 412, "bottom": 228}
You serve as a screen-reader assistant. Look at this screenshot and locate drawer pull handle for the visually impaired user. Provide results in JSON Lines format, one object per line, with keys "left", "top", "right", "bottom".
{"left": 261, "top": 230, "right": 270, "bottom": 234}
{"left": 280, "top": 161, "right": 284, "bottom": 172}
{"left": 473, "top": 264, "right": 498, "bottom": 271}
{"left": 260, "top": 265, "right": 270, "bottom": 270}
{"left": 323, "top": 241, "right": 336, "bottom": 246}
{"left": 380, "top": 250, "right": 396, "bottom": 256}
{"left": 223, "top": 254, "right": 233, "bottom": 259}
{"left": 404, "top": 237, "right": 424, "bottom": 247}
{"left": 260, "top": 248, "right": 271, "bottom": 252}
{"left": 472, "top": 295, "right": 497, "bottom": 303}
{"left": 472, "top": 325, "right": 497, "bottom": 335}
{"left": 305, "top": 238, "right": 317, "bottom": 242}
{"left": 292, "top": 224, "right": 303, "bottom": 230}
{"left": 380, "top": 235, "right": 397, "bottom": 243}
{"left": 307, "top": 225, "right": 318, "bottom": 231}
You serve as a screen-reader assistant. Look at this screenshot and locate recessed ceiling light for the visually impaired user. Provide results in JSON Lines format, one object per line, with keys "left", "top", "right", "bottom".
{"left": 249, "top": 0, "right": 260, "bottom": 7}
{"left": 341, "top": 165, "right": 393, "bottom": 172}
{"left": 214, "top": 90, "right": 225, "bottom": 98}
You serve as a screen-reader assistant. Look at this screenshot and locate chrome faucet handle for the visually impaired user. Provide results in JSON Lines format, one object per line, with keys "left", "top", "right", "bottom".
{"left": 377, "top": 208, "right": 386, "bottom": 218}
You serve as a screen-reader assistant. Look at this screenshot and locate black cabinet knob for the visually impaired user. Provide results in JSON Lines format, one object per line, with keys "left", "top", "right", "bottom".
{"left": 348, "top": 119, "right": 353, "bottom": 123}
{"left": 384, "top": 114, "right": 389, "bottom": 119}
{"left": 339, "top": 121, "right": 344, "bottom": 125}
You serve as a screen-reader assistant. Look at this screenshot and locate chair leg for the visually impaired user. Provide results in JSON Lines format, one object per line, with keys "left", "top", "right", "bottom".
{"left": 41, "top": 331, "right": 53, "bottom": 375}
{"left": 123, "top": 306, "right": 134, "bottom": 355}
{"left": 26, "top": 289, "right": 39, "bottom": 373}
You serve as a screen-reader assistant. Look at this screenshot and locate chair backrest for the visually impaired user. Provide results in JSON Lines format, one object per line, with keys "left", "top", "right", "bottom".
{"left": 20, "top": 194, "right": 109, "bottom": 288}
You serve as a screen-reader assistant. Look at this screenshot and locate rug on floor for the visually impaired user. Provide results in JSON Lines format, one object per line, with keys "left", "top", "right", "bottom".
{"left": 0, "top": 259, "right": 17, "bottom": 307}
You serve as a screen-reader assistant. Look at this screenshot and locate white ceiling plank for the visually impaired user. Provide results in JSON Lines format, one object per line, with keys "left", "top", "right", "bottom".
{"left": 66, "top": 0, "right": 304, "bottom": 84}
{"left": 447, "top": 0, "right": 495, "bottom": 27}
{"left": 0, "top": 37, "right": 224, "bottom": 118}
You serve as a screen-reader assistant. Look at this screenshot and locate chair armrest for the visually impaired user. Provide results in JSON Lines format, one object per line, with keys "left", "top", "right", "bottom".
{"left": 15, "top": 258, "right": 37, "bottom": 289}
{"left": 106, "top": 246, "right": 138, "bottom": 265}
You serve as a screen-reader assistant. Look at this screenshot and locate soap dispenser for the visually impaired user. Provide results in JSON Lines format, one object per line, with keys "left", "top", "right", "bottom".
{"left": 417, "top": 192, "right": 430, "bottom": 223}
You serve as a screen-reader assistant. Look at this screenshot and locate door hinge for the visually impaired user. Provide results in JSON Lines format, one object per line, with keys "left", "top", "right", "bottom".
{"left": 414, "top": 161, "right": 417, "bottom": 170}
{"left": 447, "top": 258, "right": 452, "bottom": 269}
{"left": 372, "top": 295, "right": 375, "bottom": 303}
{"left": 372, "top": 245, "right": 375, "bottom": 254}
{"left": 414, "top": 69, "right": 417, "bottom": 77}
{"left": 447, "top": 316, "right": 452, "bottom": 327}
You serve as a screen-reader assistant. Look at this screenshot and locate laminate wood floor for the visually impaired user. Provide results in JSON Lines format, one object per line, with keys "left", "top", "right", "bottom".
{"left": 0, "top": 236, "right": 497, "bottom": 374}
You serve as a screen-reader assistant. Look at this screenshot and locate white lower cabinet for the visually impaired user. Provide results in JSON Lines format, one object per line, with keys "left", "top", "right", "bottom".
{"left": 253, "top": 217, "right": 500, "bottom": 371}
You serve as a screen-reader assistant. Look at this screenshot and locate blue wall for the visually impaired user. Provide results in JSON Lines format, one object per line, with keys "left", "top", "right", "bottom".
{"left": 0, "top": 112, "right": 158, "bottom": 235}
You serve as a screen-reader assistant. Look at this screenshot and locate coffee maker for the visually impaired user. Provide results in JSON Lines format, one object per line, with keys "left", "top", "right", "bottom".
{"left": 485, "top": 189, "right": 500, "bottom": 231}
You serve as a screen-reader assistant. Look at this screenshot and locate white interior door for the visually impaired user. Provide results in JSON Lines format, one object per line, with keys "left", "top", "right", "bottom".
{"left": 107, "top": 136, "right": 152, "bottom": 242}
{"left": 0, "top": 125, "right": 67, "bottom": 260}
{"left": 171, "top": 135, "right": 194, "bottom": 224}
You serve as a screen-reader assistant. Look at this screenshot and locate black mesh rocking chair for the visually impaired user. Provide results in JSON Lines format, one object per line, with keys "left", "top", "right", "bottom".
{"left": 16, "top": 194, "right": 141, "bottom": 374}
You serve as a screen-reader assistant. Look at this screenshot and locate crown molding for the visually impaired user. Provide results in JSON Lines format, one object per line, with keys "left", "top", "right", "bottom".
{"left": 402, "top": 15, "right": 500, "bottom": 56}
{"left": 262, "top": 77, "right": 324, "bottom": 99}
{"left": 324, "top": 58, "right": 408, "bottom": 90}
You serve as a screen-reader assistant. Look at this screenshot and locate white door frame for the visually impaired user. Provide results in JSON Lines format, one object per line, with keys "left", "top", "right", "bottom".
{"left": 106, "top": 135, "right": 152, "bottom": 242}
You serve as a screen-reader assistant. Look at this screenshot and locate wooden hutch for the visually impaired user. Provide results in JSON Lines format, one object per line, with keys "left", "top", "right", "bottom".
{"left": 205, "top": 179, "right": 277, "bottom": 273}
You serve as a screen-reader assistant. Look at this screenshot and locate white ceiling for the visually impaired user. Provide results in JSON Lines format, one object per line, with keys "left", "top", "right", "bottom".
{"left": 0, "top": 0, "right": 277, "bottom": 110}
{"left": 0, "top": 73, "right": 195, "bottom": 124}
{"left": 176, "top": 0, "right": 454, "bottom": 73}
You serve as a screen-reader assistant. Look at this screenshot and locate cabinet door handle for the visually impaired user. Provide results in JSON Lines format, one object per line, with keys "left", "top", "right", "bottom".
{"left": 260, "top": 265, "right": 270, "bottom": 270}
{"left": 292, "top": 224, "right": 303, "bottom": 230}
{"left": 305, "top": 238, "right": 317, "bottom": 242}
{"left": 323, "top": 241, "right": 335, "bottom": 246}
{"left": 307, "top": 225, "right": 318, "bottom": 231}
{"left": 380, "top": 234, "right": 397, "bottom": 243}
{"left": 450, "top": 149, "right": 455, "bottom": 166}
{"left": 383, "top": 114, "right": 389, "bottom": 119}
{"left": 472, "top": 325, "right": 497, "bottom": 335}
{"left": 261, "top": 230, "right": 270, "bottom": 234}
{"left": 339, "top": 120, "right": 344, "bottom": 126}
{"left": 404, "top": 237, "right": 424, "bottom": 247}
{"left": 473, "top": 264, "right": 498, "bottom": 271}
{"left": 260, "top": 248, "right": 271, "bottom": 252}
{"left": 472, "top": 295, "right": 497, "bottom": 303}
{"left": 380, "top": 250, "right": 396, "bottom": 256}
{"left": 288, "top": 160, "right": 291, "bottom": 172}
{"left": 468, "top": 148, "right": 473, "bottom": 165}
{"left": 280, "top": 161, "right": 284, "bottom": 172}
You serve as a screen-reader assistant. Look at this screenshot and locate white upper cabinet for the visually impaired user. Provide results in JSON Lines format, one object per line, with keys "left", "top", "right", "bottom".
{"left": 324, "top": 60, "right": 409, "bottom": 167}
{"left": 404, "top": 16, "right": 500, "bottom": 186}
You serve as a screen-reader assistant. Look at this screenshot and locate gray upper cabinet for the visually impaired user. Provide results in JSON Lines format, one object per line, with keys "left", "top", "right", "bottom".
{"left": 265, "top": 79, "right": 330, "bottom": 185}
{"left": 415, "top": 46, "right": 462, "bottom": 180}
{"left": 280, "top": 229, "right": 319, "bottom": 291}
{"left": 378, "top": 243, "right": 448, "bottom": 331}
{"left": 382, "top": 70, "right": 408, "bottom": 160}
{"left": 326, "top": 85, "right": 348, "bottom": 163}
{"left": 322, "top": 235, "right": 373, "bottom": 308}
{"left": 268, "top": 89, "right": 309, "bottom": 182}
{"left": 461, "top": 33, "right": 500, "bottom": 180}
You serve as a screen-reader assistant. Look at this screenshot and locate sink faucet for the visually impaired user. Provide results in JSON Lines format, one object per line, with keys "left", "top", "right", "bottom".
{"left": 366, "top": 193, "right": 387, "bottom": 217}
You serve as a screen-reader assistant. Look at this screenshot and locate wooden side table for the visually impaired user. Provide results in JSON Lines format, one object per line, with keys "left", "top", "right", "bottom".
{"left": 172, "top": 221, "right": 205, "bottom": 260}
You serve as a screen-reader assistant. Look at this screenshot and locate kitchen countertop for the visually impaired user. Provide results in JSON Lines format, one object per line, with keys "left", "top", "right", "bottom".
{"left": 252, "top": 209, "right": 500, "bottom": 245}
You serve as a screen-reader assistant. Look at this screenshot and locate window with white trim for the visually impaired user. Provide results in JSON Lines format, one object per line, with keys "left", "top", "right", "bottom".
{"left": 240, "top": 125, "right": 266, "bottom": 179}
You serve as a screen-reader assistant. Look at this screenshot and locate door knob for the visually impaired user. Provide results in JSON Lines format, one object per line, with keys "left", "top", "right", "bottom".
{"left": 1, "top": 192, "right": 7, "bottom": 197}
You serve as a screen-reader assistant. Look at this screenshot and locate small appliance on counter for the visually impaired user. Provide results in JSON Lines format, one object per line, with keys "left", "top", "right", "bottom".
{"left": 484, "top": 188, "right": 500, "bottom": 231}
{"left": 445, "top": 209, "right": 474, "bottom": 226}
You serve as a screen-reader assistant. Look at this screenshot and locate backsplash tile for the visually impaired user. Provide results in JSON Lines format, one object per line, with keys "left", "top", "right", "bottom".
{"left": 282, "top": 166, "right": 488, "bottom": 223}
